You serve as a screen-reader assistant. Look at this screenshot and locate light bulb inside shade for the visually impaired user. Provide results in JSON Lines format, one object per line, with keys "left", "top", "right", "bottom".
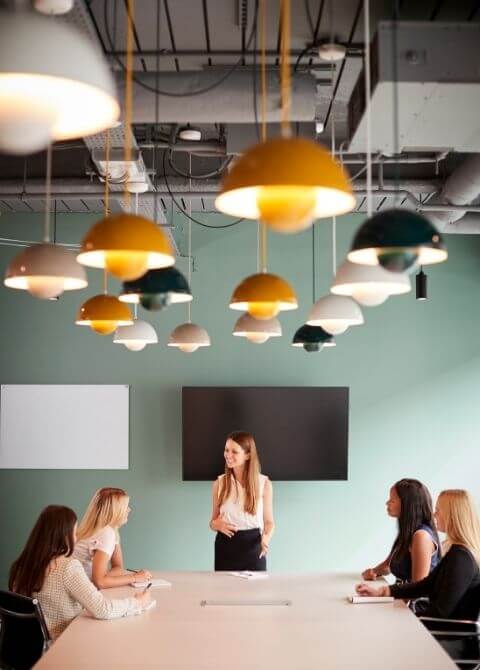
{"left": 377, "top": 249, "right": 419, "bottom": 273}
{"left": 90, "top": 320, "right": 117, "bottom": 335}
{"left": 104, "top": 251, "right": 150, "bottom": 281}
{"left": 257, "top": 186, "right": 316, "bottom": 233}
{"left": 245, "top": 332, "right": 270, "bottom": 344}
{"left": 351, "top": 289, "right": 389, "bottom": 307}
{"left": 178, "top": 343, "right": 200, "bottom": 353}
{"left": 0, "top": 100, "right": 55, "bottom": 155}
{"left": 27, "top": 276, "right": 65, "bottom": 299}
{"left": 124, "top": 340, "right": 147, "bottom": 352}
{"left": 304, "top": 342, "right": 322, "bottom": 353}
{"left": 318, "top": 320, "right": 349, "bottom": 335}
{"left": 247, "top": 301, "right": 280, "bottom": 320}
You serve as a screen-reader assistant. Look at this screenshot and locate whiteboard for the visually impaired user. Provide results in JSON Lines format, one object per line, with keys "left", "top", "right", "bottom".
{"left": 0, "top": 385, "right": 129, "bottom": 469}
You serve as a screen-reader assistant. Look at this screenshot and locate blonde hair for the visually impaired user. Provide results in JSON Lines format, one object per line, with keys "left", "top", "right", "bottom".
{"left": 218, "top": 431, "right": 261, "bottom": 516}
{"left": 77, "top": 487, "right": 129, "bottom": 541}
{"left": 438, "top": 489, "right": 480, "bottom": 564}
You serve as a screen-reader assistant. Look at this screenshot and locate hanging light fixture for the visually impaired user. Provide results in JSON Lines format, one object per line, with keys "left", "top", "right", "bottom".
{"left": 119, "top": 266, "right": 192, "bottom": 310}
{"left": 348, "top": 209, "right": 448, "bottom": 273}
{"left": 215, "top": 0, "right": 354, "bottom": 232}
{"left": 76, "top": 293, "right": 132, "bottom": 335}
{"left": 77, "top": 0, "right": 174, "bottom": 282}
{"left": 292, "top": 324, "right": 335, "bottom": 353}
{"left": 331, "top": 259, "right": 410, "bottom": 306}
{"left": 230, "top": 272, "right": 297, "bottom": 320}
{"left": 0, "top": 9, "right": 118, "bottom": 154}
{"left": 416, "top": 267, "right": 427, "bottom": 300}
{"left": 113, "top": 305, "right": 157, "bottom": 351}
{"left": 4, "top": 146, "right": 87, "bottom": 299}
{"left": 233, "top": 313, "right": 282, "bottom": 344}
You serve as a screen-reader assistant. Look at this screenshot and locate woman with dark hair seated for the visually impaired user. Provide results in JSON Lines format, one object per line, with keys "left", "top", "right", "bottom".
{"left": 362, "top": 478, "right": 440, "bottom": 583}
{"left": 9, "top": 505, "right": 151, "bottom": 639}
{"left": 357, "top": 490, "right": 480, "bottom": 620}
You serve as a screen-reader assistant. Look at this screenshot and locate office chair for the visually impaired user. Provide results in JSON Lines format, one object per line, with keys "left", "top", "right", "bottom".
{"left": 0, "top": 590, "right": 51, "bottom": 670}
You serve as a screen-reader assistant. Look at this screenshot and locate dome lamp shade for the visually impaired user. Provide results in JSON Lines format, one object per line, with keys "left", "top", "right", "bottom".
{"left": 233, "top": 313, "right": 282, "bottom": 344}
{"left": 76, "top": 294, "right": 133, "bottom": 335}
{"left": 230, "top": 272, "right": 298, "bottom": 320}
{"left": 113, "top": 319, "right": 158, "bottom": 351}
{"left": 291, "top": 324, "right": 336, "bottom": 353}
{"left": 4, "top": 243, "right": 87, "bottom": 299}
{"left": 307, "top": 294, "right": 364, "bottom": 335}
{"left": 77, "top": 213, "right": 175, "bottom": 282}
{"left": 0, "top": 10, "right": 119, "bottom": 154}
{"left": 168, "top": 322, "right": 211, "bottom": 354}
{"left": 215, "top": 137, "right": 355, "bottom": 233}
{"left": 331, "top": 260, "right": 411, "bottom": 307}
{"left": 119, "top": 267, "right": 192, "bottom": 311}
{"left": 348, "top": 209, "right": 448, "bottom": 273}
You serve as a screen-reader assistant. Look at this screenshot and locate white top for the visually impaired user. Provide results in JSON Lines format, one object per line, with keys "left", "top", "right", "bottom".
{"left": 34, "top": 556, "right": 139, "bottom": 640}
{"left": 35, "top": 572, "right": 457, "bottom": 669}
{"left": 73, "top": 526, "right": 117, "bottom": 579}
{"left": 218, "top": 474, "right": 268, "bottom": 531}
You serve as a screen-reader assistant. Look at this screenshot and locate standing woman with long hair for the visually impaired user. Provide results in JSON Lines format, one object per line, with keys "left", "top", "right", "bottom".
{"left": 362, "top": 478, "right": 440, "bottom": 583}
{"left": 74, "top": 487, "right": 151, "bottom": 589}
{"left": 357, "top": 489, "right": 480, "bottom": 620}
{"left": 9, "top": 506, "right": 151, "bottom": 640}
{"left": 210, "top": 431, "right": 274, "bottom": 571}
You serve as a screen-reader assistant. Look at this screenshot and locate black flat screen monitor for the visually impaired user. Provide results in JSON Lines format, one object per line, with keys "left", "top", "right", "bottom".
{"left": 182, "top": 386, "right": 349, "bottom": 481}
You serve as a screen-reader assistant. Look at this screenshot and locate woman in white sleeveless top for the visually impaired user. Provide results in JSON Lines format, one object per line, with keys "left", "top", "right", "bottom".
{"left": 210, "top": 431, "right": 274, "bottom": 571}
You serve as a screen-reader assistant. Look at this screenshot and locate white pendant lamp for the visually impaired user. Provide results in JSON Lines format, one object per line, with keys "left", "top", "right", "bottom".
{"left": 233, "top": 313, "right": 282, "bottom": 344}
{"left": 4, "top": 146, "right": 87, "bottom": 299}
{"left": 307, "top": 294, "right": 363, "bottom": 334}
{"left": 168, "top": 322, "right": 211, "bottom": 354}
{"left": 34, "top": 0, "right": 73, "bottom": 14}
{"left": 331, "top": 260, "right": 411, "bottom": 306}
{"left": 114, "top": 317, "right": 158, "bottom": 352}
{"left": 0, "top": 10, "right": 119, "bottom": 154}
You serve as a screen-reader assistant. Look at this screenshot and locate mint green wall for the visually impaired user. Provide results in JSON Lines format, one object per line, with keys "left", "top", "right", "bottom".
{"left": 1, "top": 211, "right": 479, "bottom": 586}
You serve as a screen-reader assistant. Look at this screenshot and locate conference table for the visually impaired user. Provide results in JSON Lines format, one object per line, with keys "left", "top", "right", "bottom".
{"left": 35, "top": 572, "right": 456, "bottom": 669}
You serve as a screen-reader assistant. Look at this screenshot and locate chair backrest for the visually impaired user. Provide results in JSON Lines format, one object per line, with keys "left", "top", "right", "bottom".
{"left": 0, "top": 590, "right": 50, "bottom": 670}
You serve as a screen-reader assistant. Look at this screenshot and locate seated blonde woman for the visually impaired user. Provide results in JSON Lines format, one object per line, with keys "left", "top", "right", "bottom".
{"left": 357, "top": 489, "right": 480, "bottom": 620}
{"left": 74, "top": 487, "right": 151, "bottom": 589}
{"left": 9, "top": 505, "right": 151, "bottom": 640}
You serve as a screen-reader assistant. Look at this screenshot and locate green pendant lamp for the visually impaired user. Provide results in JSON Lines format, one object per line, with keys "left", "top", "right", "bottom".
{"left": 119, "top": 266, "right": 192, "bottom": 310}
{"left": 291, "top": 324, "right": 335, "bottom": 353}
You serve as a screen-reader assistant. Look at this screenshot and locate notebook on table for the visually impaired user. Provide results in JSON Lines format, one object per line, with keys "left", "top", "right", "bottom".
{"left": 132, "top": 579, "right": 172, "bottom": 589}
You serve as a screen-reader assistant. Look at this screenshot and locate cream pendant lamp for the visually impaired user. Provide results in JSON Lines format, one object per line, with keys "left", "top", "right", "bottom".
{"left": 4, "top": 146, "right": 87, "bottom": 299}
{"left": 331, "top": 259, "right": 410, "bottom": 306}
{"left": 77, "top": 0, "right": 174, "bottom": 282}
{"left": 113, "top": 305, "right": 157, "bottom": 351}
{"left": 233, "top": 313, "right": 282, "bottom": 344}
{"left": 168, "top": 193, "right": 211, "bottom": 354}
{"left": 215, "top": 0, "right": 354, "bottom": 232}
{"left": 0, "top": 9, "right": 119, "bottom": 154}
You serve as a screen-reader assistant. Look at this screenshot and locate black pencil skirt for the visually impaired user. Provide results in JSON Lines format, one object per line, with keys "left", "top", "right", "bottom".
{"left": 215, "top": 528, "right": 267, "bottom": 571}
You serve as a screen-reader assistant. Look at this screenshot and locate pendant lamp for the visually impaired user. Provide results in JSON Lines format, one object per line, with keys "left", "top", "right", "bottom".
{"left": 77, "top": 1, "right": 174, "bottom": 282}
{"left": 233, "top": 313, "right": 282, "bottom": 344}
{"left": 119, "top": 266, "right": 192, "bottom": 310}
{"left": 113, "top": 311, "right": 158, "bottom": 351}
{"left": 348, "top": 209, "right": 448, "bottom": 273}
{"left": 0, "top": 10, "right": 118, "bottom": 154}
{"left": 291, "top": 324, "right": 335, "bottom": 353}
{"left": 76, "top": 293, "right": 133, "bottom": 335}
{"left": 230, "top": 271, "right": 297, "bottom": 320}
{"left": 4, "top": 146, "right": 87, "bottom": 299}
{"left": 331, "top": 260, "right": 410, "bottom": 306}
{"left": 215, "top": 0, "right": 354, "bottom": 232}
{"left": 168, "top": 322, "right": 211, "bottom": 354}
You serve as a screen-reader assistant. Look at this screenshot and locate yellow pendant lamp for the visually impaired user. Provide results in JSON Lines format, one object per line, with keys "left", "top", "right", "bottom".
{"left": 230, "top": 272, "right": 297, "bottom": 320}
{"left": 76, "top": 293, "right": 133, "bottom": 335}
{"left": 76, "top": 0, "right": 174, "bottom": 282}
{"left": 215, "top": 0, "right": 354, "bottom": 232}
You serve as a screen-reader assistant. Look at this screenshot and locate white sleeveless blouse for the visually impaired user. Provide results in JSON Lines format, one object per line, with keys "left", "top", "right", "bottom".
{"left": 218, "top": 474, "right": 268, "bottom": 531}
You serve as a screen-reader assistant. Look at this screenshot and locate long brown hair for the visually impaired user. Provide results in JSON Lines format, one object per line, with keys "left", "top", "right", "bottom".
{"left": 77, "top": 487, "right": 129, "bottom": 542}
{"left": 218, "top": 431, "right": 261, "bottom": 515}
{"left": 391, "top": 478, "right": 440, "bottom": 561}
{"left": 9, "top": 505, "right": 77, "bottom": 597}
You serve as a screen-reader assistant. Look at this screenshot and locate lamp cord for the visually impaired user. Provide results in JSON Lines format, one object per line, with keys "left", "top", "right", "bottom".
{"left": 312, "top": 222, "right": 316, "bottom": 304}
{"left": 259, "top": 0, "right": 267, "bottom": 273}
{"left": 364, "top": 0, "right": 372, "bottom": 218}
{"left": 43, "top": 143, "right": 52, "bottom": 243}
{"left": 279, "top": 0, "right": 291, "bottom": 138}
{"left": 188, "top": 153, "right": 192, "bottom": 323}
{"left": 331, "top": 63, "right": 337, "bottom": 277}
{"left": 392, "top": 0, "right": 400, "bottom": 202}
{"left": 123, "top": 0, "right": 134, "bottom": 212}
{"left": 104, "top": 128, "right": 110, "bottom": 216}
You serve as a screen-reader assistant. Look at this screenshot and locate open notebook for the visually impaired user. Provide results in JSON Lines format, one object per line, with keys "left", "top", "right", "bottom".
{"left": 132, "top": 579, "right": 172, "bottom": 589}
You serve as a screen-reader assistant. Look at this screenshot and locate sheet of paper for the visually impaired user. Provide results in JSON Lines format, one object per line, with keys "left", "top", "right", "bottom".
{"left": 348, "top": 596, "right": 394, "bottom": 604}
{"left": 228, "top": 571, "right": 269, "bottom": 580}
{"left": 132, "top": 579, "right": 172, "bottom": 589}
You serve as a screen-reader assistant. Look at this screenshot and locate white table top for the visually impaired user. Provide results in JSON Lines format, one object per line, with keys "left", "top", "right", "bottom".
{"left": 35, "top": 572, "right": 456, "bottom": 669}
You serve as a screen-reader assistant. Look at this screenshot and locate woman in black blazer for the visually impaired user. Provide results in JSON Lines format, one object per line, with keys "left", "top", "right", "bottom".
{"left": 357, "top": 489, "right": 480, "bottom": 620}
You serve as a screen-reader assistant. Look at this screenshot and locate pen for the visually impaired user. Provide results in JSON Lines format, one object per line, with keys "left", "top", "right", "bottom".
{"left": 127, "top": 568, "right": 139, "bottom": 573}
{"left": 143, "top": 582, "right": 152, "bottom": 593}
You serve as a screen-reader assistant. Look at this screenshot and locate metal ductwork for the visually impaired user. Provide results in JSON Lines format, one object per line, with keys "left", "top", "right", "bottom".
{"left": 427, "top": 155, "right": 480, "bottom": 234}
{"left": 116, "top": 71, "right": 316, "bottom": 124}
